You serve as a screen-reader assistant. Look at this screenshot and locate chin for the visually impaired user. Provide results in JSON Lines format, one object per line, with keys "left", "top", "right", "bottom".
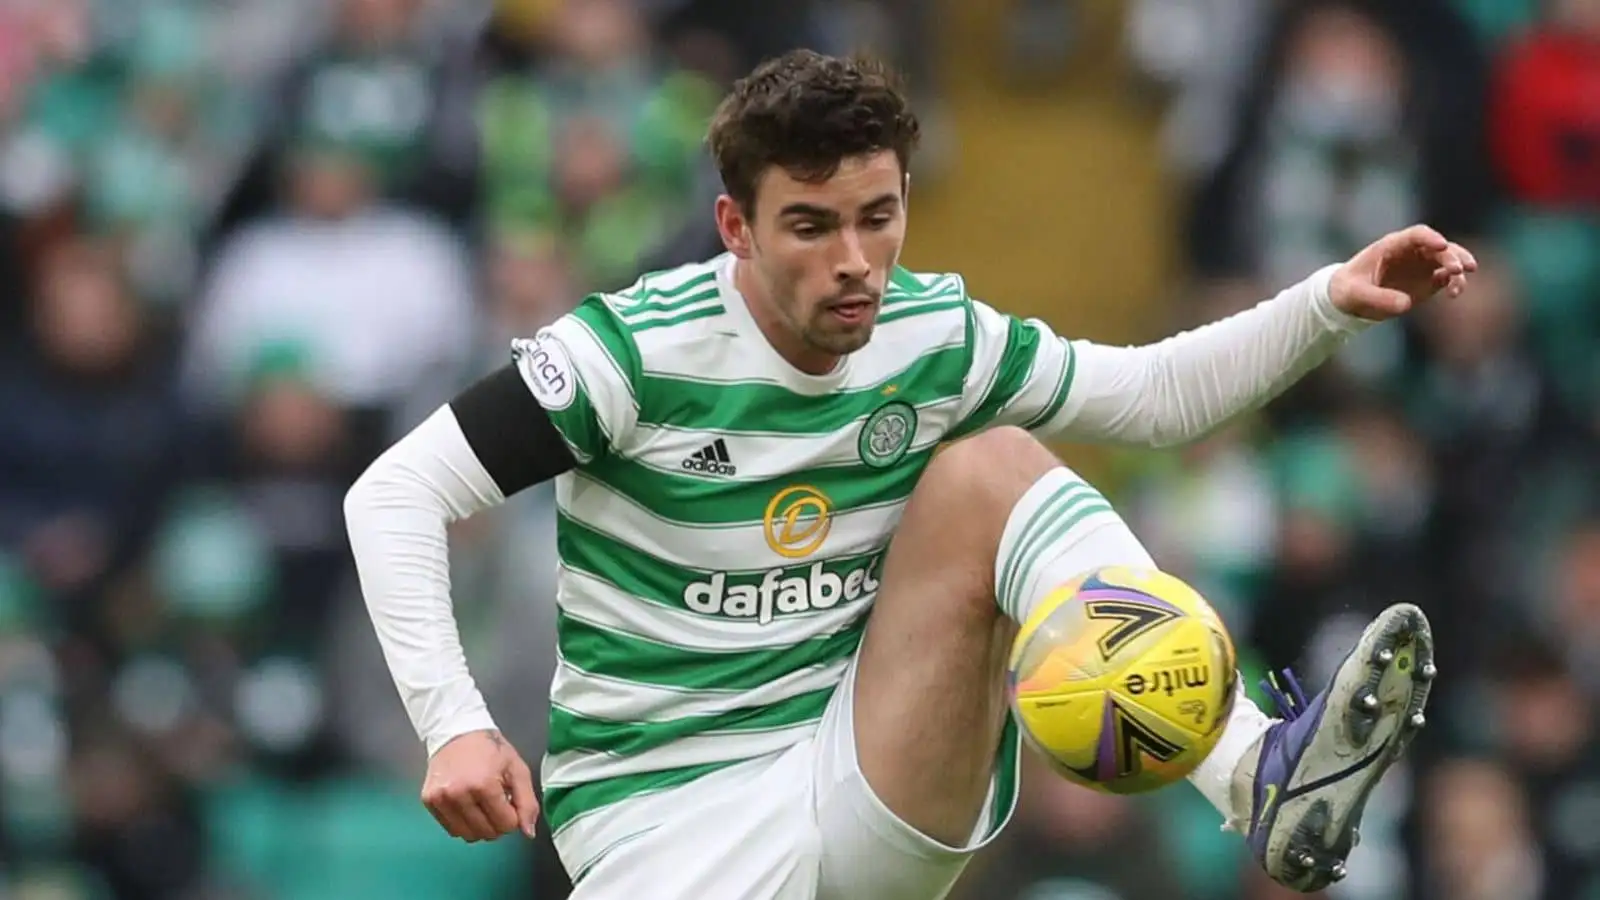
{"left": 824, "top": 329, "right": 875, "bottom": 356}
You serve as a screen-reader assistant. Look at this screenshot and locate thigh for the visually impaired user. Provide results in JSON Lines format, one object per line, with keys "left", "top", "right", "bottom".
{"left": 564, "top": 747, "right": 822, "bottom": 900}
{"left": 850, "top": 428, "right": 1059, "bottom": 847}
{"left": 813, "top": 655, "right": 1023, "bottom": 900}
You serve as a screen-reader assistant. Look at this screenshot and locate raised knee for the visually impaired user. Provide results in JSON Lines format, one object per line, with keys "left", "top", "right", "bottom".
{"left": 910, "top": 427, "right": 1060, "bottom": 528}
{"left": 927, "top": 427, "right": 1058, "bottom": 495}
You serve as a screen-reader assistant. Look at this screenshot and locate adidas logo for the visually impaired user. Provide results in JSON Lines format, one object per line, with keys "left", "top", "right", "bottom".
{"left": 682, "top": 439, "right": 737, "bottom": 476}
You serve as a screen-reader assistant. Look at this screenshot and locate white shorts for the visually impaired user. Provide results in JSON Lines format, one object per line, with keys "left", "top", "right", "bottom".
{"left": 555, "top": 656, "right": 1023, "bottom": 900}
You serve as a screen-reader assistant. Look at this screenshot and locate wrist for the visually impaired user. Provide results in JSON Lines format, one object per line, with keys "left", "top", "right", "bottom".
{"left": 426, "top": 709, "right": 501, "bottom": 758}
{"left": 1309, "top": 264, "right": 1374, "bottom": 335}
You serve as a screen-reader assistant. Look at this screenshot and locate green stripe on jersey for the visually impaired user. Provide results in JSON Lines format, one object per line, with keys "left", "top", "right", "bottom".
{"left": 548, "top": 686, "right": 835, "bottom": 758}
{"left": 545, "top": 759, "right": 738, "bottom": 835}
{"left": 581, "top": 449, "right": 929, "bottom": 526}
{"left": 615, "top": 270, "right": 717, "bottom": 304}
{"left": 617, "top": 286, "right": 720, "bottom": 320}
{"left": 887, "top": 266, "right": 959, "bottom": 299}
{"left": 559, "top": 512, "right": 887, "bottom": 611}
{"left": 1021, "top": 339, "right": 1076, "bottom": 430}
{"left": 637, "top": 341, "right": 966, "bottom": 433}
{"left": 570, "top": 297, "right": 642, "bottom": 389}
{"left": 951, "top": 312, "right": 1045, "bottom": 439}
{"left": 514, "top": 338, "right": 610, "bottom": 462}
{"left": 631, "top": 303, "right": 725, "bottom": 333}
{"left": 879, "top": 298, "right": 965, "bottom": 325}
{"left": 557, "top": 612, "right": 866, "bottom": 692}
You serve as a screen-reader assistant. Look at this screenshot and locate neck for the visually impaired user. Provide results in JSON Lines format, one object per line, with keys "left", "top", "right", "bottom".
{"left": 732, "top": 258, "right": 840, "bottom": 376}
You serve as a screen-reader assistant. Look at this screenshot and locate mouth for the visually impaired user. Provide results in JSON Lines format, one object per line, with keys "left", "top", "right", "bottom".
{"left": 825, "top": 294, "right": 878, "bottom": 326}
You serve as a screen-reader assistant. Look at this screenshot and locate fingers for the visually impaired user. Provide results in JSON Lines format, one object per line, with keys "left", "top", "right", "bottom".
{"left": 1396, "top": 224, "right": 1449, "bottom": 254}
{"left": 1429, "top": 242, "right": 1477, "bottom": 297}
{"left": 423, "top": 798, "right": 462, "bottom": 836}
{"left": 505, "top": 758, "right": 540, "bottom": 838}
{"left": 423, "top": 787, "right": 487, "bottom": 841}
{"left": 423, "top": 780, "right": 520, "bottom": 842}
{"left": 475, "top": 782, "right": 524, "bottom": 836}
{"left": 456, "top": 799, "right": 501, "bottom": 842}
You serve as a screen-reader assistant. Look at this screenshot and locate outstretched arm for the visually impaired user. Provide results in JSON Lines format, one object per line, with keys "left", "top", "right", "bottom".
{"left": 1053, "top": 226, "right": 1477, "bottom": 445}
{"left": 1047, "top": 265, "right": 1360, "bottom": 446}
{"left": 956, "top": 226, "right": 1476, "bottom": 447}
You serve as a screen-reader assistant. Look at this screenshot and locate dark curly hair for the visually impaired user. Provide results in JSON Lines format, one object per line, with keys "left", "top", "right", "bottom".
{"left": 707, "top": 49, "right": 921, "bottom": 214}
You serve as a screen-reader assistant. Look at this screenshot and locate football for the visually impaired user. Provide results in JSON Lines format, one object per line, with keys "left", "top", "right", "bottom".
{"left": 1008, "top": 565, "right": 1239, "bottom": 794}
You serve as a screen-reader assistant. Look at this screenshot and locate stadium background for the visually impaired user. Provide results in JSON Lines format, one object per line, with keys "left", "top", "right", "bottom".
{"left": 0, "top": 0, "right": 1594, "bottom": 897}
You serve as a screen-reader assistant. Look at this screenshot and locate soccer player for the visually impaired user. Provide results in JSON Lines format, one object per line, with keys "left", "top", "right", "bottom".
{"left": 345, "top": 50, "right": 1468, "bottom": 899}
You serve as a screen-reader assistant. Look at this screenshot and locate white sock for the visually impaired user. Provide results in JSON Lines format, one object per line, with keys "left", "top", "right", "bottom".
{"left": 995, "top": 467, "right": 1274, "bottom": 824}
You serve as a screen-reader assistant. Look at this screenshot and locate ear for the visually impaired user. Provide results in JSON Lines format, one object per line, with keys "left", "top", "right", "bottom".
{"left": 715, "top": 195, "right": 754, "bottom": 259}
{"left": 902, "top": 171, "right": 912, "bottom": 213}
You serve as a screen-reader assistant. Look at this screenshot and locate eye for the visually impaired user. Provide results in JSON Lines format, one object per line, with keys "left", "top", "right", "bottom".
{"left": 864, "top": 214, "right": 895, "bottom": 230}
{"left": 792, "top": 222, "right": 824, "bottom": 239}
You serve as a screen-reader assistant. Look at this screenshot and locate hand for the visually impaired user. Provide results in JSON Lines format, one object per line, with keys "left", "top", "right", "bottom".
{"left": 1330, "top": 225, "right": 1479, "bottom": 321}
{"left": 421, "top": 729, "right": 539, "bottom": 842}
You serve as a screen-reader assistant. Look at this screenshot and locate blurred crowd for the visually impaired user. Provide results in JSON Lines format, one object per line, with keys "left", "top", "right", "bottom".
{"left": 0, "top": 0, "right": 1596, "bottom": 899}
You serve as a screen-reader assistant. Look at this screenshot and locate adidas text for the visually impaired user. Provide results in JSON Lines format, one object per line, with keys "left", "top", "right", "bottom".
{"left": 683, "top": 560, "right": 880, "bottom": 624}
{"left": 682, "top": 457, "right": 737, "bottom": 476}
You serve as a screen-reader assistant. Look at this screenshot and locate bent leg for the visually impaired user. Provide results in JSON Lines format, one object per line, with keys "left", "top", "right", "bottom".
{"left": 836, "top": 427, "right": 1276, "bottom": 897}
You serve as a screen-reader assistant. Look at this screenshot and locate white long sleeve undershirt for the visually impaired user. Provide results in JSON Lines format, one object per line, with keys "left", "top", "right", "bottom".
{"left": 345, "top": 265, "right": 1369, "bottom": 756}
{"left": 344, "top": 406, "right": 507, "bottom": 756}
{"left": 1042, "top": 264, "right": 1366, "bottom": 445}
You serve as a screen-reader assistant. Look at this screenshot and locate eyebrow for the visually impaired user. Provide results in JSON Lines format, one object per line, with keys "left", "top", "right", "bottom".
{"left": 778, "top": 193, "right": 902, "bottom": 220}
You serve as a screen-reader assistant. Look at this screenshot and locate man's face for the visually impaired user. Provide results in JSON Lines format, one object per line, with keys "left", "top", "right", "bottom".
{"left": 720, "top": 151, "right": 907, "bottom": 366}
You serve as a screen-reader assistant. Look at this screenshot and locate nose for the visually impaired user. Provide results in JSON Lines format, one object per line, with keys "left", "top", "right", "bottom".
{"left": 834, "top": 228, "right": 870, "bottom": 283}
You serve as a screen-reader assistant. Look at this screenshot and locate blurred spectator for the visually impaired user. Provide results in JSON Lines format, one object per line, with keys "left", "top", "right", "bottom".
{"left": 1488, "top": 0, "right": 1600, "bottom": 207}
{"left": 81, "top": 1, "right": 251, "bottom": 308}
{"left": 1126, "top": 0, "right": 1275, "bottom": 179}
{"left": 1478, "top": 632, "right": 1600, "bottom": 897}
{"left": 182, "top": 132, "right": 477, "bottom": 449}
{"left": 1486, "top": 0, "right": 1600, "bottom": 416}
{"left": 1190, "top": 0, "right": 1494, "bottom": 280}
{"left": 476, "top": 0, "right": 721, "bottom": 289}
{"left": 209, "top": 0, "right": 459, "bottom": 239}
{"left": 0, "top": 237, "right": 189, "bottom": 636}
{"left": 1208, "top": 3, "right": 1421, "bottom": 285}
{"left": 1423, "top": 758, "right": 1542, "bottom": 900}
{"left": 480, "top": 222, "right": 579, "bottom": 359}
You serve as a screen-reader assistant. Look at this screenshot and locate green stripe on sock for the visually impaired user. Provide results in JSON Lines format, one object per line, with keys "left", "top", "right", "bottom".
{"left": 997, "top": 480, "right": 1095, "bottom": 606}
{"left": 998, "top": 478, "right": 1113, "bottom": 619}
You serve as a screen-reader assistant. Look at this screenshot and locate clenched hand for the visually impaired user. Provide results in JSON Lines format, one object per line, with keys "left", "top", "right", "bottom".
{"left": 422, "top": 729, "right": 539, "bottom": 841}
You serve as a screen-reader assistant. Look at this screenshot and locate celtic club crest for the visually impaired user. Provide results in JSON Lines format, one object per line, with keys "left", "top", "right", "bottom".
{"left": 858, "top": 401, "right": 917, "bottom": 468}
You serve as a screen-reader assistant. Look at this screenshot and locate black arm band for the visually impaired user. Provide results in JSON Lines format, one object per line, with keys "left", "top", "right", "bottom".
{"left": 449, "top": 365, "right": 577, "bottom": 496}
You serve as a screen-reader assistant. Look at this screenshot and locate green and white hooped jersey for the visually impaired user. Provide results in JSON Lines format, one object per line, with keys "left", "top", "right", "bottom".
{"left": 515, "top": 253, "right": 1080, "bottom": 838}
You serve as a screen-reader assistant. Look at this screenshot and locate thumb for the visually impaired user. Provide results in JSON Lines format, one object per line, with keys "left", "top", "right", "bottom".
{"left": 1347, "top": 283, "right": 1412, "bottom": 319}
{"left": 505, "top": 757, "right": 539, "bottom": 838}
